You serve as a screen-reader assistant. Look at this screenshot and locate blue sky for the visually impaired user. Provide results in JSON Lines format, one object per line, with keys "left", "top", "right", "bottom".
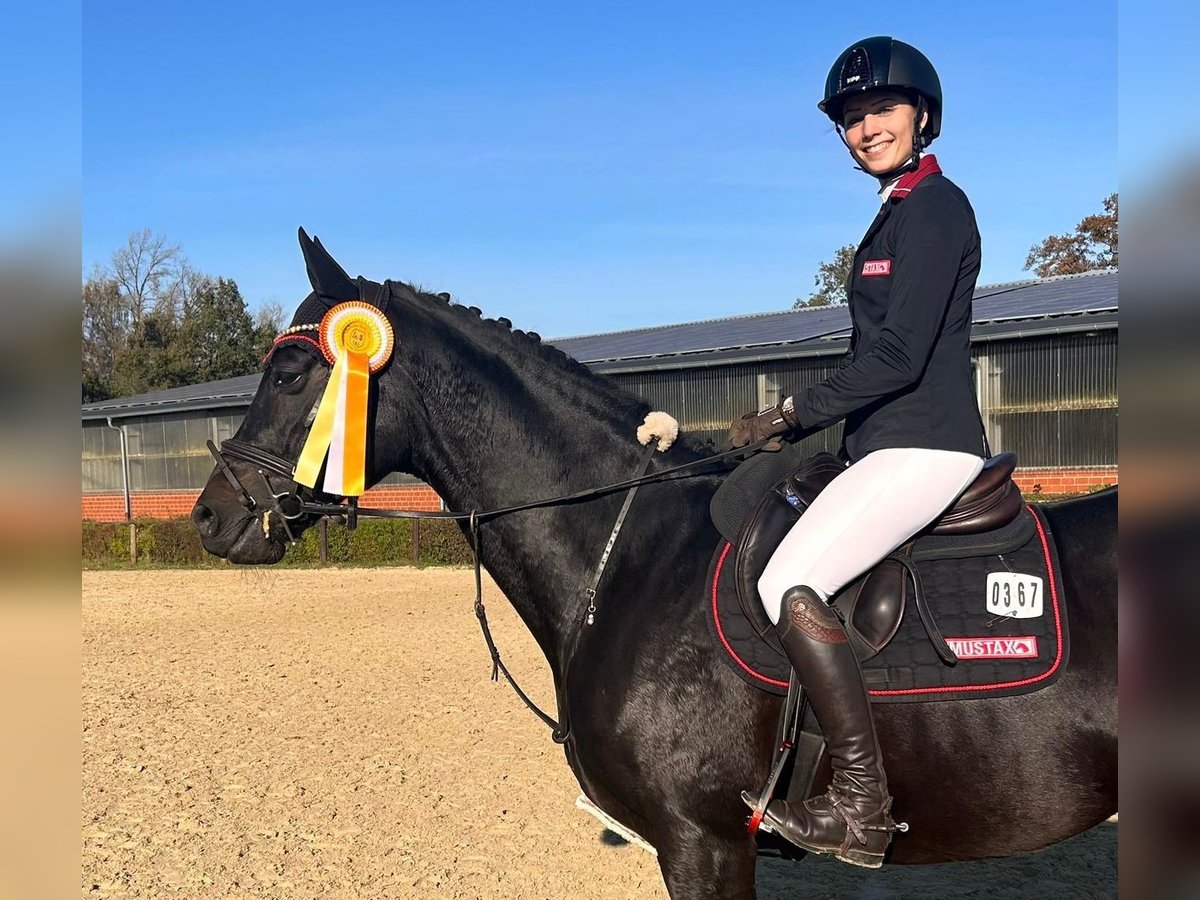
{"left": 1, "top": 1, "right": 79, "bottom": 244}
{"left": 81, "top": 1, "right": 1116, "bottom": 338}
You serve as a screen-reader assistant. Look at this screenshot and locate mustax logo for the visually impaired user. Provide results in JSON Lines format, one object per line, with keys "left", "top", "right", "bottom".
{"left": 947, "top": 637, "right": 1039, "bottom": 660}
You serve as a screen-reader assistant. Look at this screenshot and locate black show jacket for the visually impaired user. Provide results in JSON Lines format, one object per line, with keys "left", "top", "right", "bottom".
{"left": 790, "top": 157, "right": 988, "bottom": 462}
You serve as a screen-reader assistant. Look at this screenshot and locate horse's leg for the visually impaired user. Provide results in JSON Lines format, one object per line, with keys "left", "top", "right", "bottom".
{"left": 654, "top": 822, "right": 758, "bottom": 900}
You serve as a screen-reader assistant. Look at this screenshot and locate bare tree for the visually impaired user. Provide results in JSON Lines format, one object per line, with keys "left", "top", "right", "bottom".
{"left": 251, "top": 301, "right": 287, "bottom": 361}
{"left": 110, "top": 229, "right": 186, "bottom": 329}
{"left": 254, "top": 301, "right": 286, "bottom": 335}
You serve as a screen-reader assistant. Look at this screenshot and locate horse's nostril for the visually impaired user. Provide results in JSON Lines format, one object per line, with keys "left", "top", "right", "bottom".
{"left": 191, "top": 501, "right": 218, "bottom": 537}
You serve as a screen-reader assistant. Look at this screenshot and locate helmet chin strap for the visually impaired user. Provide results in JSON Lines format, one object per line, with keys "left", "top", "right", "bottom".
{"left": 839, "top": 96, "right": 928, "bottom": 185}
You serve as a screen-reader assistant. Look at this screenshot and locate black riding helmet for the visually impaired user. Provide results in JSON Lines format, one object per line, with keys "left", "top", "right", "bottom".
{"left": 819, "top": 36, "right": 942, "bottom": 150}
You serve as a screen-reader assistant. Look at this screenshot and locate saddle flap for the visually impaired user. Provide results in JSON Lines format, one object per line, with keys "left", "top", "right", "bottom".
{"left": 731, "top": 453, "right": 906, "bottom": 662}
{"left": 833, "top": 559, "right": 908, "bottom": 658}
{"left": 732, "top": 453, "right": 846, "bottom": 643}
{"left": 709, "top": 439, "right": 813, "bottom": 544}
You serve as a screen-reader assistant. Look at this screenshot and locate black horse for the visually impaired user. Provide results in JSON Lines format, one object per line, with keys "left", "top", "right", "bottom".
{"left": 192, "top": 235, "right": 1117, "bottom": 899}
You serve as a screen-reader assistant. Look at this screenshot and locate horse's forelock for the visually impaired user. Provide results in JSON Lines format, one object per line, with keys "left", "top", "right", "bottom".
{"left": 287, "top": 292, "right": 333, "bottom": 329}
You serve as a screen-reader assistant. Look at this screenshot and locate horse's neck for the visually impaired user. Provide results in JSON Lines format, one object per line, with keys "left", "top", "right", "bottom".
{"left": 408, "top": 345, "right": 673, "bottom": 676}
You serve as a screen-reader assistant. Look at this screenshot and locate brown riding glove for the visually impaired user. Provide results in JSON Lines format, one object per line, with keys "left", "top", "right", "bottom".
{"left": 728, "top": 397, "right": 799, "bottom": 449}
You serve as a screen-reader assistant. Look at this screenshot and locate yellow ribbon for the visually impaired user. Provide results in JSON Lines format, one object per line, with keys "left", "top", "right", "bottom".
{"left": 294, "top": 361, "right": 341, "bottom": 488}
{"left": 293, "top": 302, "right": 394, "bottom": 496}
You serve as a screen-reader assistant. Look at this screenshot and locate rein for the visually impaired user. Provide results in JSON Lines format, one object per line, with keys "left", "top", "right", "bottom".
{"left": 207, "top": 434, "right": 772, "bottom": 741}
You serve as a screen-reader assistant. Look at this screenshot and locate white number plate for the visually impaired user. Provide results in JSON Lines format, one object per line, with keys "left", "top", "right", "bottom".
{"left": 985, "top": 573, "right": 1044, "bottom": 619}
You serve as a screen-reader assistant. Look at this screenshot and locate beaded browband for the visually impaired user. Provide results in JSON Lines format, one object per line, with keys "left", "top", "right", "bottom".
{"left": 264, "top": 322, "right": 321, "bottom": 362}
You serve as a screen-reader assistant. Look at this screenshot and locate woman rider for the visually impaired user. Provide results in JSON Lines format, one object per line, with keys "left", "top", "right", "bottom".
{"left": 728, "top": 36, "right": 990, "bottom": 868}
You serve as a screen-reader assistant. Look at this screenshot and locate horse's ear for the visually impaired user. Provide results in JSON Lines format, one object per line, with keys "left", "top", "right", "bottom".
{"left": 371, "top": 279, "right": 391, "bottom": 310}
{"left": 298, "top": 227, "right": 357, "bottom": 305}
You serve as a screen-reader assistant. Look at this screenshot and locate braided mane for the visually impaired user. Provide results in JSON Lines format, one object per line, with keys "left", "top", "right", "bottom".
{"left": 398, "top": 280, "right": 650, "bottom": 422}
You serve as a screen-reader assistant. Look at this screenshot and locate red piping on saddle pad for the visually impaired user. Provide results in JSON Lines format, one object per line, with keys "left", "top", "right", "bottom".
{"left": 710, "top": 505, "right": 1064, "bottom": 696}
{"left": 711, "top": 542, "right": 790, "bottom": 689}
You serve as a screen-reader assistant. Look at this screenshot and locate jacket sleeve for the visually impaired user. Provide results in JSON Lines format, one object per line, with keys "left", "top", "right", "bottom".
{"left": 790, "top": 191, "right": 970, "bottom": 431}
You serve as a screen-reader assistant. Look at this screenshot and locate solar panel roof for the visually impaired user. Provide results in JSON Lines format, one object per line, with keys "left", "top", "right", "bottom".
{"left": 555, "top": 268, "right": 1117, "bottom": 365}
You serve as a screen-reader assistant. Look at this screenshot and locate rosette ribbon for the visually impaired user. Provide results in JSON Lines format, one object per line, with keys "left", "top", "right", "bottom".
{"left": 294, "top": 302, "right": 394, "bottom": 496}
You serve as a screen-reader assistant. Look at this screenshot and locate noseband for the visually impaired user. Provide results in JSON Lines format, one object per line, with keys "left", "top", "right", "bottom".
{"left": 206, "top": 438, "right": 312, "bottom": 541}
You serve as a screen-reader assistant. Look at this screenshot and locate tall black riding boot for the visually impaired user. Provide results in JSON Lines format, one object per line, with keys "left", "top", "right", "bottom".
{"left": 762, "top": 585, "right": 902, "bottom": 868}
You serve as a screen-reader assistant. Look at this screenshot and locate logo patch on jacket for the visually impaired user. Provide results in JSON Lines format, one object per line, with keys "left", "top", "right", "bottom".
{"left": 861, "top": 259, "right": 891, "bottom": 276}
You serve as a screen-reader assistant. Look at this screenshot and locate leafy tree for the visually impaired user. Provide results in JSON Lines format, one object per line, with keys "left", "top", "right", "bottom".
{"left": 178, "top": 277, "right": 261, "bottom": 383}
{"left": 110, "top": 309, "right": 188, "bottom": 397}
{"left": 1025, "top": 193, "right": 1118, "bottom": 277}
{"left": 82, "top": 271, "right": 126, "bottom": 401}
{"left": 795, "top": 245, "right": 856, "bottom": 308}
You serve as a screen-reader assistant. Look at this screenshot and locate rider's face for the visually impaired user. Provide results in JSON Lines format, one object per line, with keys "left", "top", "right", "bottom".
{"left": 841, "top": 90, "right": 927, "bottom": 176}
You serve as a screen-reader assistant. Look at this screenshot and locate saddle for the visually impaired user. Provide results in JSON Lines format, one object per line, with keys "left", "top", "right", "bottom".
{"left": 715, "top": 450, "right": 1024, "bottom": 663}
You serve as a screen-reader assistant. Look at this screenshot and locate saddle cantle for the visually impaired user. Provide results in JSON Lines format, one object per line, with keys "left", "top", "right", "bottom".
{"left": 721, "top": 451, "right": 1025, "bottom": 664}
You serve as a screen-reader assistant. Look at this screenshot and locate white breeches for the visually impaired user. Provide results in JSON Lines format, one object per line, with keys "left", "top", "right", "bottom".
{"left": 758, "top": 447, "right": 986, "bottom": 625}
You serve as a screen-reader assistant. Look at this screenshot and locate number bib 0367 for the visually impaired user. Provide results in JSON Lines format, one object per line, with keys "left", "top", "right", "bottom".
{"left": 985, "top": 572, "right": 1044, "bottom": 619}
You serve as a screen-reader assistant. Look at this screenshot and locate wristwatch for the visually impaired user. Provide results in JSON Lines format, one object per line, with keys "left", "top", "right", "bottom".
{"left": 780, "top": 395, "right": 798, "bottom": 428}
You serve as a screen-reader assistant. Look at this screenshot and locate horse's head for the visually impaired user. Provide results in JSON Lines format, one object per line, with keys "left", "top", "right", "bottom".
{"left": 191, "top": 230, "right": 423, "bottom": 563}
{"left": 194, "top": 227, "right": 669, "bottom": 565}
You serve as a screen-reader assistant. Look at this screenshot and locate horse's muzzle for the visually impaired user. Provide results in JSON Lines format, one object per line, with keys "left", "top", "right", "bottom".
{"left": 191, "top": 478, "right": 286, "bottom": 564}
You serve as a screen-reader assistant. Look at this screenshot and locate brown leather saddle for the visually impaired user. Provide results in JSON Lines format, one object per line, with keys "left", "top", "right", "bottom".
{"left": 731, "top": 451, "right": 1024, "bottom": 663}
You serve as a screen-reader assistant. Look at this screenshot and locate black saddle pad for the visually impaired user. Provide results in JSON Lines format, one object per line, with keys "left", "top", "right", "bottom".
{"left": 705, "top": 504, "right": 1069, "bottom": 703}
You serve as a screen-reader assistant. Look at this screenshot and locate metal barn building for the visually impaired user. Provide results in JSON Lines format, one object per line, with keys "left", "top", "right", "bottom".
{"left": 82, "top": 269, "right": 1117, "bottom": 521}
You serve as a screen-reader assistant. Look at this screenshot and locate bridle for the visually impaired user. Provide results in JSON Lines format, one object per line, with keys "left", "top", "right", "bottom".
{"left": 206, "top": 429, "right": 772, "bottom": 744}
{"left": 206, "top": 437, "right": 312, "bottom": 542}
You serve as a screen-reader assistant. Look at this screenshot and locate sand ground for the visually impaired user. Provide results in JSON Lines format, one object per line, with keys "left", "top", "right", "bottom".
{"left": 82, "top": 568, "right": 1115, "bottom": 899}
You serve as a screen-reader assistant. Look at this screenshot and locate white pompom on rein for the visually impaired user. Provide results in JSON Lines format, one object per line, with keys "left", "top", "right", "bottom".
{"left": 637, "top": 411, "right": 680, "bottom": 452}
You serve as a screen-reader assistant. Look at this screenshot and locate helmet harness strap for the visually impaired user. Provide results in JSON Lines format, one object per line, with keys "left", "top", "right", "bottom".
{"left": 838, "top": 93, "right": 929, "bottom": 185}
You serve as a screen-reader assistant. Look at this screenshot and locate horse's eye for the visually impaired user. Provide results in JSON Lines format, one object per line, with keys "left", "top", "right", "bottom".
{"left": 272, "top": 370, "right": 304, "bottom": 388}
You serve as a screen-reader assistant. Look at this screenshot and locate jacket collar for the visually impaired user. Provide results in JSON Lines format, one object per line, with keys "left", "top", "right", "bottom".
{"left": 887, "top": 154, "right": 942, "bottom": 201}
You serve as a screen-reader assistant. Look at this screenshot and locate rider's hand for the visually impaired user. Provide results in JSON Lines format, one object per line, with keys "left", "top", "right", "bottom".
{"left": 728, "top": 398, "right": 798, "bottom": 449}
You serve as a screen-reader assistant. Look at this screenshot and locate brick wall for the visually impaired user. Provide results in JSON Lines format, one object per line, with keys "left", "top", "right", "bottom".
{"left": 1010, "top": 466, "right": 1118, "bottom": 496}
{"left": 354, "top": 485, "right": 443, "bottom": 512}
{"left": 82, "top": 484, "right": 443, "bottom": 522}
{"left": 81, "top": 467, "right": 1117, "bottom": 522}
{"left": 82, "top": 492, "right": 201, "bottom": 521}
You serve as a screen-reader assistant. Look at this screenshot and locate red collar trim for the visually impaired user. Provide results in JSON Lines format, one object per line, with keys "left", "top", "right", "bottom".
{"left": 889, "top": 154, "right": 942, "bottom": 201}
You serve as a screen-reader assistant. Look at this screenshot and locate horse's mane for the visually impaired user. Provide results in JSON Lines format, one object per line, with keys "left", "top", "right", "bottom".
{"left": 389, "top": 280, "right": 716, "bottom": 458}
